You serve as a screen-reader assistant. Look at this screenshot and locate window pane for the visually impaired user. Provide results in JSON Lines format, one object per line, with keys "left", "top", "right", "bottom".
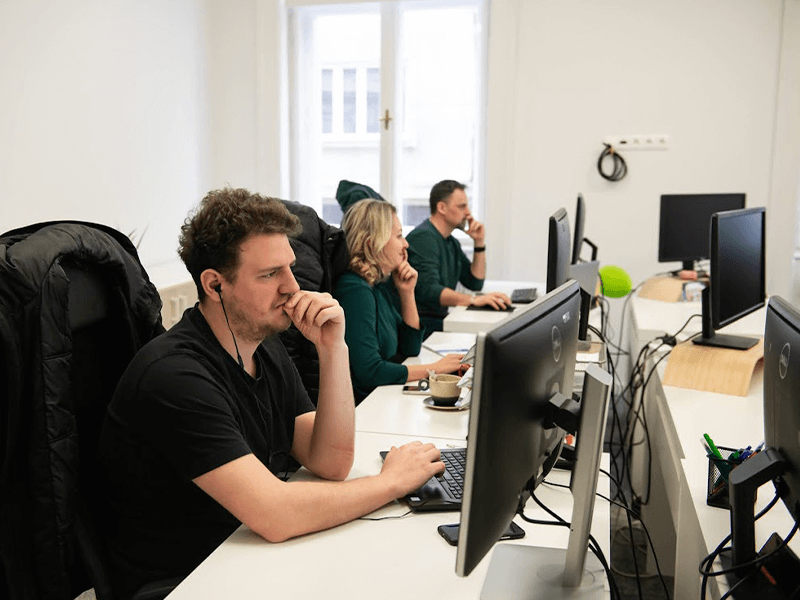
{"left": 404, "top": 203, "right": 430, "bottom": 227}
{"left": 322, "top": 199, "right": 343, "bottom": 225}
{"left": 312, "top": 11, "right": 380, "bottom": 211}
{"left": 367, "top": 67, "right": 380, "bottom": 134}
{"left": 342, "top": 68, "right": 357, "bottom": 134}
{"left": 321, "top": 69, "right": 333, "bottom": 134}
{"left": 398, "top": 6, "right": 482, "bottom": 225}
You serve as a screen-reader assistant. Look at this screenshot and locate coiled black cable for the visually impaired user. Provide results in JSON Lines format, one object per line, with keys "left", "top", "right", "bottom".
{"left": 598, "top": 143, "right": 628, "bottom": 181}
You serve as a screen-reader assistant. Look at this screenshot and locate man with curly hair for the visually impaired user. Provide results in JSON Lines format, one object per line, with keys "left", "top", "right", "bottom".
{"left": 98, "top": 188, "right": 444, "bottom": 599}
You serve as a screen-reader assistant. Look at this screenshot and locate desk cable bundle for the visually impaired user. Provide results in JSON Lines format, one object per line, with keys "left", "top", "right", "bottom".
{"left": 620, "top": 313, "right": 702, "bottom": 509}
{"left": 570, "top": 299, "right": 676, "bottom": 600}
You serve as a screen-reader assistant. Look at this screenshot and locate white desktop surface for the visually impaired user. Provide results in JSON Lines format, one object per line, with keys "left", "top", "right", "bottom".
{"left": 444, "top": 306, "right": 517, "bottom": 333}
{"left": 443, "top": 280, "right": 541, "bottom": 334}
{"left": 355, "top": 332, "right": 477, "bottom": 439}
{"left": 355, "top": 384, "right": 470, "bottom": 440}
{"left": 165, "top": 431, "right": 611, "bottom": 600}
{"left": 629, "top": 295, "right": 767, "bottom": 342}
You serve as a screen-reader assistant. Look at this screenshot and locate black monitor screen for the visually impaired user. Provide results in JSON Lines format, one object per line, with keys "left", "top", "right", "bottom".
{"left": 572, "top": 194, "right": 585, "bottom": 265}
{"left": 711, "top": 207, "right": 766, "bottom": 330}
{"left": 764, "top": 296, "right": 800, "bottom": 524}
{"left": 456, "top": 280, "right": 580, "bottom": 577}
{"left": 658, "top": 193, "right": 745, "bottom": 269}
{"left": 547, "top": 208, "right": 571, "bottom": 292}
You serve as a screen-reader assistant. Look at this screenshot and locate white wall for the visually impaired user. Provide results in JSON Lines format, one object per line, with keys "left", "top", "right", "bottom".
{"left": 3, "top": 0, "right": 798, "bottom": 298}
{"left": 484, "top": 0, "right": 800, "bottom": 301}
{"left": 205, "top": 0, "right": 288, "bottom": 198}
{"left": 0, "top": 0, "right": 212, "bottom": 287}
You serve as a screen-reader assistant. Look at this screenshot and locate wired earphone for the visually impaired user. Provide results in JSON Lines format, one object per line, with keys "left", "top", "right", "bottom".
{"left": 214, "top": 283, "right": 245, "bottom": 371}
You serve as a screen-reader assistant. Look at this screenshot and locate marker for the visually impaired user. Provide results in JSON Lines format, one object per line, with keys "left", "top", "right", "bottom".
{"left": 702, "top": 433, "right": 731, "bottom": 482}
{"left": 703, "top": 433, "right": 723, "bottom": 459}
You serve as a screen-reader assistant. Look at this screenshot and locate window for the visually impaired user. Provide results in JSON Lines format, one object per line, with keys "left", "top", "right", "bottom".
{"left": 321, "top": 66, "right": 381, "bottom": 139}
{"left": 289, "top": 1, "right": 486, "bottom": 229}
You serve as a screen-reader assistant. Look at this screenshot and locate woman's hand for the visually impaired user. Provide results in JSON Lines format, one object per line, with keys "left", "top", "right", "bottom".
{"left": 392, "top": 249, "right": 418, "bottom": 295}
{"left": 431, "top": 353, "right": 465, "bottom": 375}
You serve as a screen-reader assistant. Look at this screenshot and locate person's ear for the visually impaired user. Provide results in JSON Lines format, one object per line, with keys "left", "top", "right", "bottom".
{"left": 200, "top": 270, "right": 224, "bottom": 300}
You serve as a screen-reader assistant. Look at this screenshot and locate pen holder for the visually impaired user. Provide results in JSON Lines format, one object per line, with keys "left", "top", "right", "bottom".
{"left": 706, "top": 446, "right": 744, "bottom": 509}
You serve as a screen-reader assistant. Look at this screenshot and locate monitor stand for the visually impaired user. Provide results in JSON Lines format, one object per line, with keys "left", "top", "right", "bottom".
{"left": 692, "top": 332, "right": 759, "bottom": 350}
{"left": 482, "top": 364, "right": 612, "bottom": 600}
{"left": 692, "top": 286, "right": 759, "bottom": 350}
{"left": 481, "top": 545, "right": 605, "bottom": 599}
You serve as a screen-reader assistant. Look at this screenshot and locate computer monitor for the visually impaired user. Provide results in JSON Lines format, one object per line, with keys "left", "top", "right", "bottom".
{"left": 565, "top": 197, "right": 597, "bottom": 345}
{"left": 693, "top": 207, "right": 765, "bottom": 350}
{"left": 456, "top": 280, "right": 612, "bottom": 598}
{"left": 764, "top": 296, "right": 800, "bottom": 535}
{"left": 547, "top": 208, "right": 571, "bottom": 293}
{"left": 572, "top": 195, "right": 585, "bottom": 265}
{"left": 723, "top": 296, "right": 800, "bottom": 592}
{"left": 658, "top": 193, "right": 746, "bottom": 271}
{"left": 571, "top": 194, "right": 597, "bottom": 265}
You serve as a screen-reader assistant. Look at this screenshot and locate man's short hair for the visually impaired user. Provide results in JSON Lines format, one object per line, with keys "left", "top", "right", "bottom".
{"left": 178, "top": 188, "right": 302, "bottom": 299}
{"left": 429, "top": 179, "right": 467, "bottom": 214}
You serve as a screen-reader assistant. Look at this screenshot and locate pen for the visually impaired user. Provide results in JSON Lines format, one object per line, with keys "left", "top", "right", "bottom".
{"left": 421, "top": 344, "right": 445, "bottom": 357}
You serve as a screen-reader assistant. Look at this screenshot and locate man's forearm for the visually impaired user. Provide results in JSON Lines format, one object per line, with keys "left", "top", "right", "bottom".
{"left": 268, "top": 474, "right": 399, "bottom": 541}
{"left": 470, "top": 248, "right": 486, "bottom": 280}
{"left": 195, "top": 454, "right": 398, "bottom": 544}
{"left": 308, "top": 343, "right": 355, "bottom": 479}
{"left": 439, "top": 287, "right": 473, "bottom": 307}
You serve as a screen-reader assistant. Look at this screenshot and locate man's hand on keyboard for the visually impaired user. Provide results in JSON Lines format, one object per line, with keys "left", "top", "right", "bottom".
{"left": 381, "top": 442, "right": 445, "bottom": 497}
{"left": 471, "top": 291, "right": 512, "bottom": 310}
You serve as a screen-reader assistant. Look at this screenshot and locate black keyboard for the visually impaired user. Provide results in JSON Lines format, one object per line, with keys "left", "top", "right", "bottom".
{"left": 511, "top": 288, "right": 538, "bottom": 304}
{"left": 436, "top": 448, "right": 467, "bottom": 500}
{"left": 379, "top": 447, "right": 466, "bottom": 511}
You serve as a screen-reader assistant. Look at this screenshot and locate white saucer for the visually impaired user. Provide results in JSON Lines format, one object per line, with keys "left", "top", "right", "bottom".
{"left": 422, "top": 396, "right": 469, "bottom": 411}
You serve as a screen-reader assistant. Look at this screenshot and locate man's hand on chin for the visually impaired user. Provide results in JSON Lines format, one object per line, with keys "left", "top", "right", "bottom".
{"left": 282, "top": 291, "right": 346, "bottom": 350}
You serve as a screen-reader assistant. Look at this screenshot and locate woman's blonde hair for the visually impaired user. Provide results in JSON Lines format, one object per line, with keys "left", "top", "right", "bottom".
{"left": 341, "top": 199, "right": 397, "bottom": 286}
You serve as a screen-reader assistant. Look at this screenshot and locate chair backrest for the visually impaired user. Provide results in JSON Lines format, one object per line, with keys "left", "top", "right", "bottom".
{"left": 0, "top": 222, "right": 165, "bottom": 600}
{"left": 278, "top": 201, "right": 348, "bottom": 404}
{"left": 64, "top": 261, "right": 128, "bottom": 599}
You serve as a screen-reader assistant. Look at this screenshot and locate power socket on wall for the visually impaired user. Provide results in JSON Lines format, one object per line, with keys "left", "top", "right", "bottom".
{"left": 603, "top": 134, "right": 670, "bottom": 150}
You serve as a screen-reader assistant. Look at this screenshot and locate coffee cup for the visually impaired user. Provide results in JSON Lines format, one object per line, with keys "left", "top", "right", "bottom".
{"left": 429, "top": 373, "right": 461, "bottom": 406}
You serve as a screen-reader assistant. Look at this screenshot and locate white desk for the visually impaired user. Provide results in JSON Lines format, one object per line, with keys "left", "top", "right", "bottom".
{"left": 625, "top": 294, "right": 797, "bottom": 599}
{"left": 444, "top": 305, "right": 517, "bottom": 333}
{"left": 355, "top": 333, "right": 474, "bottom": 439}
{"left": 165, "top": 335, "right": 612, "bottom": 599}
{"left": 165, "top": 430, "right": 610, "bottom": 600}
{"left": 443, "top": 280, "right": 542, "bottom": 334}
{"left": 355, "top": 384, "right": 470, "bottom": 440}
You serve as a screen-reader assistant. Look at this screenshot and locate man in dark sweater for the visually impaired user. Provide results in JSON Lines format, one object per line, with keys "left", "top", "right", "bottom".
{"left": 406, "top": 180, "right": 511, "bottom": 332}
{"left": 98, "top": 188, "right": 444, "bottom": 599}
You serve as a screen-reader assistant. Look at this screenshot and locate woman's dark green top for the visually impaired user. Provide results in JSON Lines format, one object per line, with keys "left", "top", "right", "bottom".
{"left": 333, "top": 271, "right": 424, "bottom": 401}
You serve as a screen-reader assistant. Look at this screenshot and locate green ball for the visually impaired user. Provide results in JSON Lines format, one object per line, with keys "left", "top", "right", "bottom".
{"left": 598, "top": 265, "right": 632, "bottom": 298}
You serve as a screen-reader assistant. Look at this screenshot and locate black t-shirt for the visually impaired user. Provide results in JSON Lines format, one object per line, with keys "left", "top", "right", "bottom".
{"left": 98, "top": 306, "right": 315, "bottom": 599}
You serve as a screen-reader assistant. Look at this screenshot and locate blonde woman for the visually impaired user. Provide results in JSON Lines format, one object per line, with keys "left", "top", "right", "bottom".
{"left": 334, "top": 199, "right": 464, "bottom": 403}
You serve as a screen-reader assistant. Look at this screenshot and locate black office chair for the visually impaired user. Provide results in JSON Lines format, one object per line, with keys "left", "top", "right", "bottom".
{"left": 0, "top": 222, "right": 169, "bottom": 600}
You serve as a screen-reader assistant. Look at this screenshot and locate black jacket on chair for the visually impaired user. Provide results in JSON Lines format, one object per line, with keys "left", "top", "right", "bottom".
{"left": 278, "top": 200, "right": 349, "bottom": 405}
{"left": 0, "top": 221, "right": 164, "bottom": 600}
